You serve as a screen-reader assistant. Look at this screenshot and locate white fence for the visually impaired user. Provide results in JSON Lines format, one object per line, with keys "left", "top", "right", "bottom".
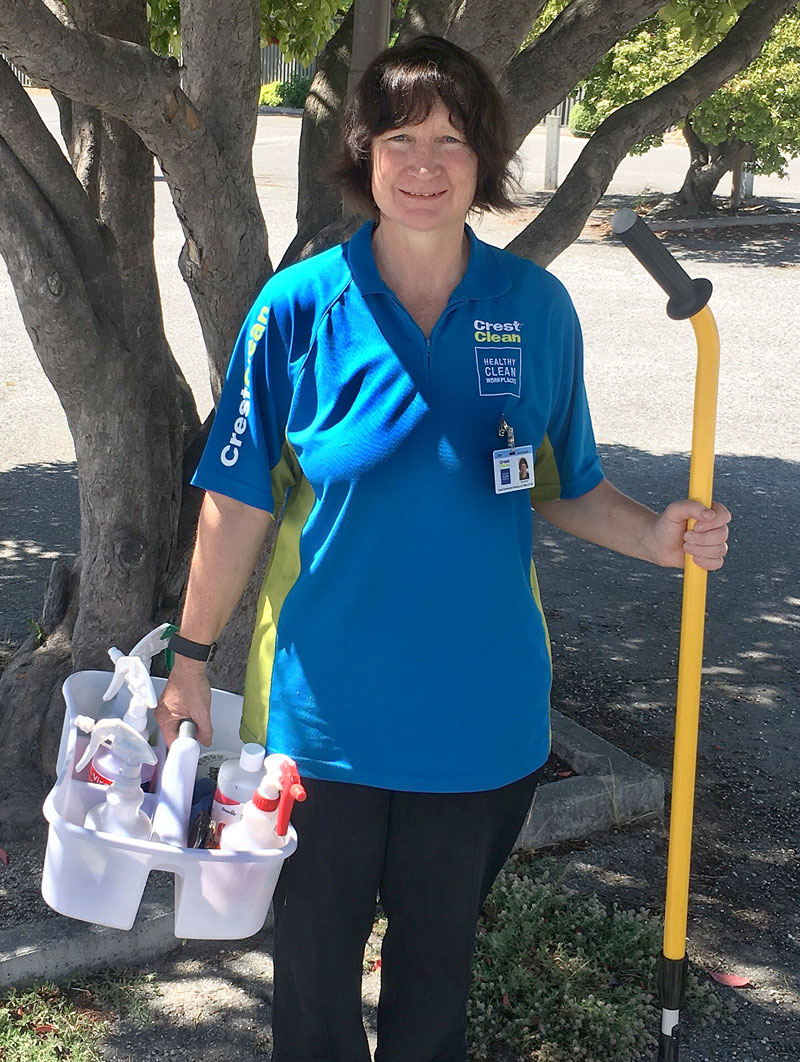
{"left": 260, "top": 44, "right": 315, "bottom": 85}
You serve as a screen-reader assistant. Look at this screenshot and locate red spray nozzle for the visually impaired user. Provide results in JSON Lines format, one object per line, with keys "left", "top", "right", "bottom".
{"left": 276, "top": 762, "right": 306, "bottom": 836}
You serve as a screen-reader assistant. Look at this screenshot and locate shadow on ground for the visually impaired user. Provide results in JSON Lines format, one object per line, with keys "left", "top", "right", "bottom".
{"left": 1, "top": 446, "right": 798, "bottom": 1057}
{"left": 0, "top": 461, "right": 79, "bottom": 643}
{"left": 534, "top": 443, "right": 800, "bottom": 1057}
{"left": 517, "top": 190, "right": 800, "bottom": 267}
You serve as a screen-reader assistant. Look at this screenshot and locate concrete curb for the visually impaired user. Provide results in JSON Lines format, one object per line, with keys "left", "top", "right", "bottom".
{"left": 518, "top": 709, "right": 664, "bottom": 849}
{"left": 644, "top": 213, "right": 799, "bottom": 231}
{"left": 257, "top": 105, "right": 302, "bottom": 117}
{"left": 0, "top": 882, "right": 178, "bottom": 989}
{"left": 0, "top": 712, "right": 663, "bottom": 988}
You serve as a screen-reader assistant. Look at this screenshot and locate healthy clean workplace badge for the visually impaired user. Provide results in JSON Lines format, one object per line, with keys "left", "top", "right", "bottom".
{"left": 474, "top": 319, "right": 522, "bottom": 398}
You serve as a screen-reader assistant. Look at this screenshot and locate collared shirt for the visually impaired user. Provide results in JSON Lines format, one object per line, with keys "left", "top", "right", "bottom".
{"left": 193, "top": 221, "right": 603, "bottom": 792}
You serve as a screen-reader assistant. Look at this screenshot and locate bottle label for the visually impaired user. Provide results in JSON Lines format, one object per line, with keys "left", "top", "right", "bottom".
{"left": 88, "top": 763, "right": 112, "bottom": 786}
{"left": 211, "top": 789, "right": 243, "bottom": 846}
{"left": 87, "top": 762, "right": 152, "bottom": 793}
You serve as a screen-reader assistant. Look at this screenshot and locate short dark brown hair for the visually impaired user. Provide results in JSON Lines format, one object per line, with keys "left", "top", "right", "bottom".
{"left": 331, "top": 35, "right": 518, "bottom": 218}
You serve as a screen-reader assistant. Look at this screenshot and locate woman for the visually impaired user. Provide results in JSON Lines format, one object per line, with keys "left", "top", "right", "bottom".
{"left": 157, "top": 36, "right": 730, "bottom": 1062}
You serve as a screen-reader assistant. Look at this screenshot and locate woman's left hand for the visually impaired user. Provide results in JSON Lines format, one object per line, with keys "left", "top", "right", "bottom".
{"left": 652, "top": 500, "right": 731, "bottom": 570}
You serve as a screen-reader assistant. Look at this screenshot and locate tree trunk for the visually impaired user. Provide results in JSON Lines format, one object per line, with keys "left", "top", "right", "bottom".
{"left": 674, "top": 117, "right": 747, "bottom": 213}
{"left": 0, "top": 3, "right": 193, "bottom": 833}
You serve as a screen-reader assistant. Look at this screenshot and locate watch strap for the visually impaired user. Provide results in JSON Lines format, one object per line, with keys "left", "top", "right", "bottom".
{"left": 169, "top": 633, "right": 216, "bottom": 662}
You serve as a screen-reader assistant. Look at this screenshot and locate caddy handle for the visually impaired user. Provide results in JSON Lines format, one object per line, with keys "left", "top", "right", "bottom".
{"left": 611, "top": 208, "right": 712, "bottom": 321}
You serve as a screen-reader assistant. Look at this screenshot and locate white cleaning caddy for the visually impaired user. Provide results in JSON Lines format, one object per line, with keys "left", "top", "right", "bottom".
{"left": 41, "top": 670, "right": 296, "bottom": 939}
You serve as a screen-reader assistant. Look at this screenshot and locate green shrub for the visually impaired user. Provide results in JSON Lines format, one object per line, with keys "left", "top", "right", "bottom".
{"left": 259, "top": 74, "right": 312, "bottom": 110}
{"left": 259, "top": 80, "right": 282, "bottom": 107}
{"left": 466, "top": 853, "right": 728, "bottom": 1061}
{"left": 280, "top": 73, "right": 312, "bottom": 109}
{"left": 566, "top": 100, "right": 597, "bottom": 138}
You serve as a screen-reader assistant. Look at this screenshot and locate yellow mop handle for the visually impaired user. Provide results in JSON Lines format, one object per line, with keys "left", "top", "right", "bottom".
{"left": 663, "top": 305, "right": 720, "bottom": 959}
{"left": 611, "top": 207, "right": 720, "bottom": 1061}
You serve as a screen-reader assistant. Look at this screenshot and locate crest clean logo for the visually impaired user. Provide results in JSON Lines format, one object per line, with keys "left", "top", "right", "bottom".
{"left": 474, "top": 319, "right": 522, "bottom": 398}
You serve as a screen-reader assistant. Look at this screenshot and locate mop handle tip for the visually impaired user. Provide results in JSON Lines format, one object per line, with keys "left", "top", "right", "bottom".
{"left": 611, "top": 208, "right": 712, "bottom": 321}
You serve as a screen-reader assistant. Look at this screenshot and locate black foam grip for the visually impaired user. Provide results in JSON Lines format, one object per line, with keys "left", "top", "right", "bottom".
{"left": 611, "top": 208, "right": 712, "bottom": 320}
{"left": 658, "top": 1029, "right": 680, "bottom": 1062}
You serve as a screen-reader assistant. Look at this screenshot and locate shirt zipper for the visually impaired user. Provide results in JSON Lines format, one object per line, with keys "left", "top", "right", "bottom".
{"left": 387, "top": 293, "right": 465, "bottom": 390}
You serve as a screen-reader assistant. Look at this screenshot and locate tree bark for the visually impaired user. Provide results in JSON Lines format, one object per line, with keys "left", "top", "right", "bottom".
{"left": 502, "top": 0, "right": 666, "bottom": 146}
{"left": 0, "top": 3, "right": 192, "bottom": 830}
{"left": 0, "top": 0, "right": 270, "bottom": 391}
{"left": 507, "top": 0, "right": 797, "bottom": 267}
{"left": 399, "top": 0, "right": 547, "bottom": 77}
{"left": 676, "top": 118, "right": 752, "bottom": 213}
{"left": 280, "top": 9, "right": 355, "bottom": 268}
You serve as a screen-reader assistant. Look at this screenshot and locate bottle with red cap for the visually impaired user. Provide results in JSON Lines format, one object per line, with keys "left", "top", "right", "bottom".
{"left": 220, "top": 754, "right": 306, "bottom": 852}
{"left": 210, "top": 743, "right": 266, "bottom": 844}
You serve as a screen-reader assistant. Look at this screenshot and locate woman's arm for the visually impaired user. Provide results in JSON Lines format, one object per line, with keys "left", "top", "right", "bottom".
{"left": 532, "top": 478, "right": 730, "bottom": 570}
{"left": 155, "top": 490, "right": 274, "bottom": 746}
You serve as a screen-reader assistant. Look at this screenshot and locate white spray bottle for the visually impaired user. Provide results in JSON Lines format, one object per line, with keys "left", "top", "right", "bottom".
{"left": 75, "top": 715, "right": 158, "bottom": 840}
{"left": 220, "top": 755, "right": 306, "bottom": 852}
{"left": 87, "top": 654, "right": 159, "bottom": 788}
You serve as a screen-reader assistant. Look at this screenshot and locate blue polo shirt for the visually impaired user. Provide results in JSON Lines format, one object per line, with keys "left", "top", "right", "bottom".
{"left": 193, "top": 221, "right": 603, "bottom": 792}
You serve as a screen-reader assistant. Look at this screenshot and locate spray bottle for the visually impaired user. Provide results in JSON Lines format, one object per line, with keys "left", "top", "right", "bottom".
{"left": 220, "top": 755, "right": 306, "bottom": 852}
{"left": 87, "top": 654, "right": 159, "bottom": 789}
{"left": 75, "top": 715, "right": 158, "bottom": 840}
{"left": 150, "top": 720, "right": 200, "bottom": 847}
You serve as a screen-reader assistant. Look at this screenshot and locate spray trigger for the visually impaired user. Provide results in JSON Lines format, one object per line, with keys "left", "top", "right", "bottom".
{"left": 75, "top": 716, "right": 157, "bottom": 774}
{"left": 102, "top": 654, "right": 157, "bottom": 708}
{"left": 129, "top": 623, "right": 174, "bottom": 672}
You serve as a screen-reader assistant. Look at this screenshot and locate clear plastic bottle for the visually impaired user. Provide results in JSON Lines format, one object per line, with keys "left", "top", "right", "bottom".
{"left": 75, "top": 716, "right": 158, "bottom": 840}
{"left": 210, "top": 744, "right": 266, "bottom": 843}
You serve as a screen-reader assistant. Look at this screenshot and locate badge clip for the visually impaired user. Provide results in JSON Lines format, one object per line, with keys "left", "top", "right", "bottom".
{"left": 498, "top": 416, "right": 515, "bottom": 450}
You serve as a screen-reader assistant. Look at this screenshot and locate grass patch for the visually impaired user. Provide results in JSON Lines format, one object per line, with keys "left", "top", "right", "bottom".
{"left": 467, "top": 853, "right": 728, "bottom": 1061}
{"left": 0, "top": 969, "right": 153, "bottom": 1061}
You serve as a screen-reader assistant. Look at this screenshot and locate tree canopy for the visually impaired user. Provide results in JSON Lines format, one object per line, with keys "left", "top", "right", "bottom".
{"left": 573, "top": 5, "right": 800, "bottom": 185}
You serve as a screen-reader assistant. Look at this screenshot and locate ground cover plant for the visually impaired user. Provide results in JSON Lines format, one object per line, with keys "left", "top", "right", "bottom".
{"left": 0, "top": 970, "right": 152, "bottom": 1062}
{"left": 466, "top": 853, "right": 727, "bottom": 1061}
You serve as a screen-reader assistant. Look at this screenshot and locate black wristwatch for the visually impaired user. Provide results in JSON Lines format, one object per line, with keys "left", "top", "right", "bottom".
{"left": 168, "top": 633, "right": 217, "bottom": 663}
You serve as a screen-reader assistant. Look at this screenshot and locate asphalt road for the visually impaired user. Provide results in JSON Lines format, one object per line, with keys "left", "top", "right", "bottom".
{"left": 1, "top": 95, "right": 799, "bottom": 645}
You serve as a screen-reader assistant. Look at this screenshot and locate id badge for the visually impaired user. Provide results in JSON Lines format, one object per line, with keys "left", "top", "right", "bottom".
{"left": 493, "top": 445, "right": 534, "bottom": 494}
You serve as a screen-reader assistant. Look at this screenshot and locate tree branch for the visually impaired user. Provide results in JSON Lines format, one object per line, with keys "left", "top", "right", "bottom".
{"left": 399, "top": 0, "right": 547, "bottom": 75}
{"left": 0, "top": 58, "right": 123, "bottom": 334}
{"left": 1, "top": 0, "right": 271, "bottom": 383}
{"left": 507, "top": 0, "right": 798, "bottom": 267}
{"left": 502, "top": 0, "right": 665, "bottom": 145}
{"left": 180, "top": 0, "right": 261, "bottom": 180}
{"left": 0, "top": 133, "right": 105, "bottom": 411}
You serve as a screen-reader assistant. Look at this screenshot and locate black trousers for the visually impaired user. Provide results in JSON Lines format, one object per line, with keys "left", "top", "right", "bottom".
{"left": 270, "top": 769, "right": 540, "bottom": 1062}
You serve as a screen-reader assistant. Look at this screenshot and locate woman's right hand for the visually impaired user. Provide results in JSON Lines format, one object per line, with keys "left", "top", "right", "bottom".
{"left": 155, "top": 659, "right": 213, "bottom": 747}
